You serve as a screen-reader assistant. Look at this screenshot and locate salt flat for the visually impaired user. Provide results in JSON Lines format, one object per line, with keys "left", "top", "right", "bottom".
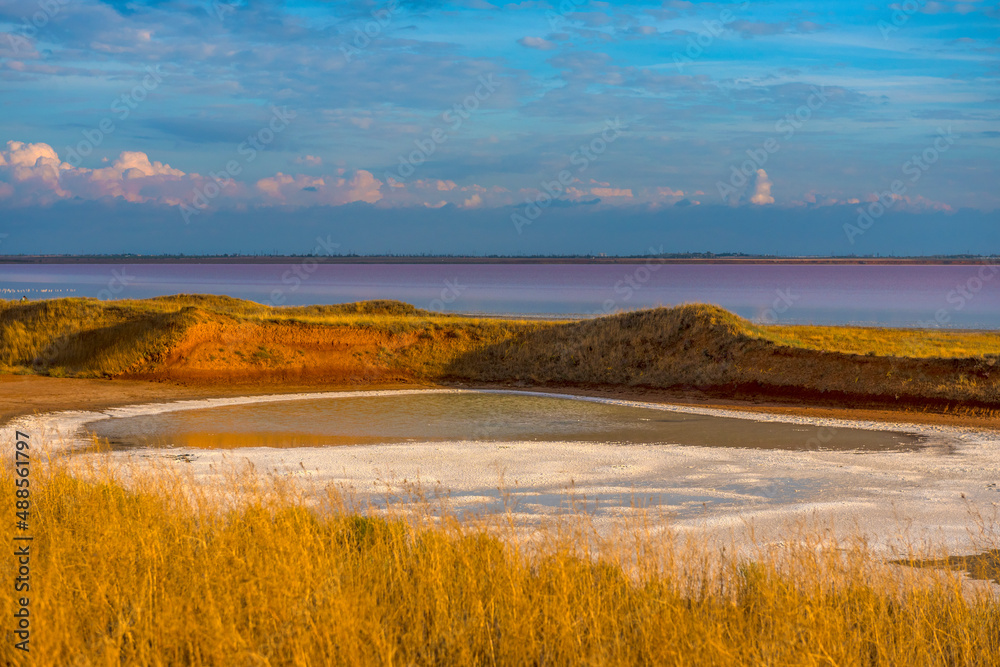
{"left": 6, "top": 389, "right": 999, "bottom": 555}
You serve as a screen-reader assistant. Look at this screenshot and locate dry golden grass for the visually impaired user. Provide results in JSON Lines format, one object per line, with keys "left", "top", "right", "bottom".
{"left": 758, "top": 324, "right": 1000, "bottom": 359}
{"left": 1, "top": 446, "right": 998, "bottom": 666}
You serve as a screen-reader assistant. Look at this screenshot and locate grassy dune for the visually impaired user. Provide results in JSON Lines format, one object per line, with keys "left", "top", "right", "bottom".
{"left": 451, "top": 306, "right": 1000, "bottom": 410}
{"left": 2, "top": 453, "right": 998, "bottom": 666}
{"left": 2, "top": 295, "right": 999, "bottom": 410}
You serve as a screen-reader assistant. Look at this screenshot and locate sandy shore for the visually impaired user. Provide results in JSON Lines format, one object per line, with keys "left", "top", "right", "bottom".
{"left": 5, "top": 382, "right": 999, "bottom": 556}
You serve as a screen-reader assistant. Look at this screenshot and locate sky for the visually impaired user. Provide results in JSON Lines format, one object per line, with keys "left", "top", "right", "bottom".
{"left": 0, "top": 0, "right": 997, "bottom": 255}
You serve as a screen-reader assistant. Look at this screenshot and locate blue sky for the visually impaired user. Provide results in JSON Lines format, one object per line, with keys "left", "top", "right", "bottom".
{"left": 0, "top": 0, "right": 997, "bottom": 255}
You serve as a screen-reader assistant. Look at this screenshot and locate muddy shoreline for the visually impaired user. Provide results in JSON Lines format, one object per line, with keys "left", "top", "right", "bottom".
{"left": 3, "top": 374, "right": 997, "bottom": 430}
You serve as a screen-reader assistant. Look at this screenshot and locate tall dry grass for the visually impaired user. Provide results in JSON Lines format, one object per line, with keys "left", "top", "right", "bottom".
{"left": 1, "top": 445, "right": 998, "bottom": 666}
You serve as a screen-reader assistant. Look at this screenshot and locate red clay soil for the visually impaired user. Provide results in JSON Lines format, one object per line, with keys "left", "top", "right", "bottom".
{"left": 121, "top": 316, "right": 428, "bottom": 385}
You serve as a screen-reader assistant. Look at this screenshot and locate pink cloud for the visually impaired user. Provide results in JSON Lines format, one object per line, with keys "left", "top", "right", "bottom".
{"left": 293, "top": 155, "right": 323, "bottom": 167}
{"left": 0, "top": 140, "right": 196, "bottom": 205}
{"left": 749, "top": 169, "right": 774, "bottom": 205}
{"left": 0, "top": 140, "right": 387, "bottom": 209}
{"left": 589, "top": 187, "right": 633, "bottom": 198}
{"left": 255, "top": 170, "right": 383, "bottom": 206}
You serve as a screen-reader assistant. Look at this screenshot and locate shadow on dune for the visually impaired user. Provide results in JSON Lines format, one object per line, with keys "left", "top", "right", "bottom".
{"left": 443, "top": 305, "right": 1000, "bottom": 412}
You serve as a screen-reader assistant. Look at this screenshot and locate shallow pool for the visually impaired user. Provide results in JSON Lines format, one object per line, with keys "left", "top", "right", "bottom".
{"left": 86, "top": 391, "right": 922, "bottom": 452}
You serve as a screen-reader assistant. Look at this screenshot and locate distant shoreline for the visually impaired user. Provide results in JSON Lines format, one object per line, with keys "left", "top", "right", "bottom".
{"left": 1, "top": 255, "right": 998, "bottom": 265}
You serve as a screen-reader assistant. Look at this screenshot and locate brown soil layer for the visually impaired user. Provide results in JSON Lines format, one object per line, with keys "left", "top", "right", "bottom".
{"left": 119, "top": 314, "right": 428, "bottom": 385}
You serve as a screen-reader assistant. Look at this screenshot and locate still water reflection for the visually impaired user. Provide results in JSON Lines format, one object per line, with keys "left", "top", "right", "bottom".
{"left": 87, "top": 392, "right": 921, "bottom": 452}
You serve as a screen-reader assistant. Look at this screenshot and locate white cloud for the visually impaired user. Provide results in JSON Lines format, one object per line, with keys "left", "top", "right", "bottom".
{"left": 0, "top": 140, "right": 194, "bottom": 204}
{"left": 749, "top": 169, "right": 774, "bottom": 205}
{"left": 517, "top": 36, "right": 557, "bottom": 50}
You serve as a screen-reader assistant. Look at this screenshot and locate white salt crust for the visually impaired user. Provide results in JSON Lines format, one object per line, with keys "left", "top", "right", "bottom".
{"left": 4, "top": 388, "right": 999, "bottom": 556}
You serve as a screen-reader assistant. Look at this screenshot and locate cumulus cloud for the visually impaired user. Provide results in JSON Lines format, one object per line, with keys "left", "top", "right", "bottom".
{"left": 0, "top": 140, "right": 388, "bottom": 209}
{"left": 69, "top": 151, "right": 188, "bottom": 203}
{"left": 0, "top": 141, "right": 70, "bottom": 201}
{"left": 0, "top": 141, "right": 60, "bottom": 168}
{"left": 255, "top": 170, "right": 383, "bottom": 206}
{"left": 0, "top": 140, "right": 192, "bottom": 205}
{"left": 748, "top": 169, "right": 774, "bottom": 205}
